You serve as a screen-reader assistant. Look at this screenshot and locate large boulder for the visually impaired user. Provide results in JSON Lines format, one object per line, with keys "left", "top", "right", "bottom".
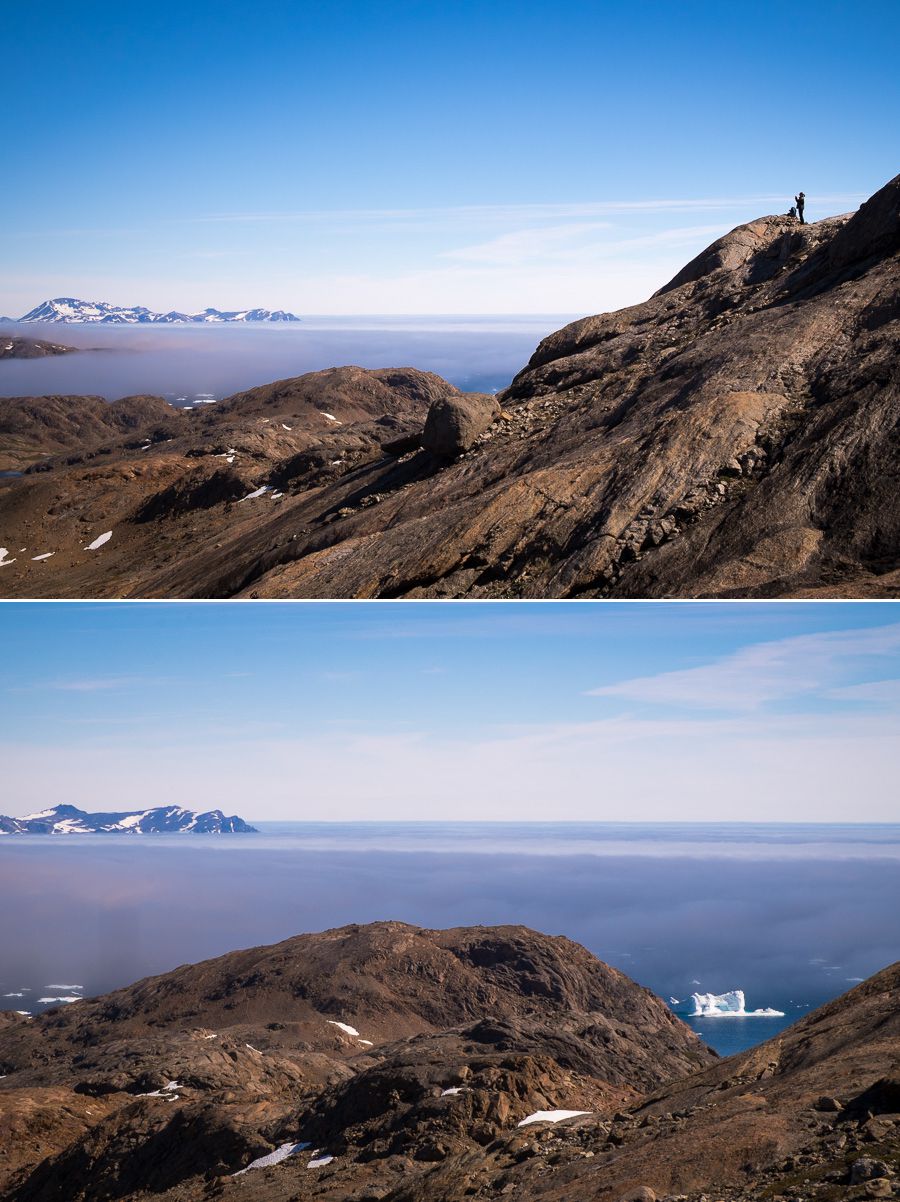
{"left": 422, "top": 394, "right": 500, "bottom": 459}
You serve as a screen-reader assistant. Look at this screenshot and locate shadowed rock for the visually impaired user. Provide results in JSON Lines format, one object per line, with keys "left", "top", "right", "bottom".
{"left": 421, "top": 394, "right": 500, "bottom": 458}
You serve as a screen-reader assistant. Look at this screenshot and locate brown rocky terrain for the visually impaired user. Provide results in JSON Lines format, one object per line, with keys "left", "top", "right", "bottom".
{"left": 0, "top": 922, "right": 712, "bottom": 1201}
{"left": 0, "top": 337, "right": 78, "bottom": 362}
{"left": 0, "top": 173, "right": 897, "bottom": 598}
{"left": 0, "top": 925, "right": 897, "bottom": 1202}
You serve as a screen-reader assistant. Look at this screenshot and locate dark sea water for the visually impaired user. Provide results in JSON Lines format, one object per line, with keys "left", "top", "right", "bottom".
{"left": 1, "top": 822, "right": 897, "bottom": 1057}
{"left": 0, "top": 317, "right": 576, "bottom": 402}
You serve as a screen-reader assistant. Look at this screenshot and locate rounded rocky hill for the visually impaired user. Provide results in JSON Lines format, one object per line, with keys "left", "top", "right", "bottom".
{"left": 0, "top": 922, "right": 713, "bottom": 1201}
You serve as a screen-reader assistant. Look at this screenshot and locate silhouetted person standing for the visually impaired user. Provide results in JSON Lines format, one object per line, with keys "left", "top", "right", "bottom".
{"left": 795, "top": 191, "right": 806, "bottom": 223}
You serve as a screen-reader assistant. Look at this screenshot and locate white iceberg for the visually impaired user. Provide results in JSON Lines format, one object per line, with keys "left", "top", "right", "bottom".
{"left": 689, "top": 989, "right": 784, "bottom": 1017}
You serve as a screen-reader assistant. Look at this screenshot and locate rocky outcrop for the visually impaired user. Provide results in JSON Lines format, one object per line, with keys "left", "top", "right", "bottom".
{"left": 0, "top": 174, "right": 898, "bottom": 598}
{"left": 0, "top": 337, "right": 78, "bottom": 360}
{"left": 0, "top": 393, "right": 181, "bottom": 472}
{"left": 0, "top": 922, "right": 712, "bottom": 1199}
{"left": 1, "top": 927, "right": 897, "bottom": 1202}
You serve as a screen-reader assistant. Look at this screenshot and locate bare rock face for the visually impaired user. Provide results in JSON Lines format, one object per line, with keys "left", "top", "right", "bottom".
{"left": 421, "top": 394, "right": 500, "bottom": 458}
{"left": 0, "top": 174, "right": 898, "bottom": 598}
{"left": 1, "top": 928, "right": 898, "bottom": 1202}
{"left": 0, "top": 922, "right": 712, "bottom": 1200}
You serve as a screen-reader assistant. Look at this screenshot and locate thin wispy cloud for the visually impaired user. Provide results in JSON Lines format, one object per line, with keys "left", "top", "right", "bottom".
{"left": 585, "top": 624, "right": 900, "bottom": 712}
{"left": 190, "top": 194, "right": 866, "bottom": 227}
{"left": 10, "top": 676, "right": 163, "bottom": 694}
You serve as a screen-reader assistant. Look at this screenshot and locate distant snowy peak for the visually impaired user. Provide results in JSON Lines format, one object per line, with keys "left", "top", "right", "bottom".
{"left": 18, "top": 298, "right": 301, "bottom": 325}
{"left": 0, "top": 803, "right": 257, "bottom": 834}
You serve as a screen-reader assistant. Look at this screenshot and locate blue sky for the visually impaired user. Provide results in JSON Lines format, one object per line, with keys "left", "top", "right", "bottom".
{"left": 4, "top": 0, "right": 897, "bottom": 315}
{"left": 2, "top": 601, "right": 899, "bottom": 820}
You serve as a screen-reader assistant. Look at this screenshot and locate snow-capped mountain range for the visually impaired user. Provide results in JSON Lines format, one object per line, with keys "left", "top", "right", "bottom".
{"left": 0, "top": 804, "right": 257, "bottom": 834}
{"left": 16, "top": 298, "right": 301, "bottom": 325}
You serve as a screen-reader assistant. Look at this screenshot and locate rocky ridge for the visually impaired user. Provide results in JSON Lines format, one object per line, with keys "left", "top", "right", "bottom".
{"left": 0, "top": 804, "right": 257, "bottom": 835}
{"left": 0, "top": 174, "right": 897, "bottom": 598}
{"left": 0, "top": 337, "right": 78, "bottom": 360}
{"left": 0, "top": 925, "right": 896, "bottom": 1202}
{"left": 0, "top": 922, "right": 713, "bottom": 1201}
{"left": 17, "top": 299, "right": 301, "bottom": 324}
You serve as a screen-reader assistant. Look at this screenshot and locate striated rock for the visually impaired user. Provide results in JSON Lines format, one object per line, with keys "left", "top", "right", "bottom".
{"left": 0, "top": 175, "right": 898, "bottom": 599}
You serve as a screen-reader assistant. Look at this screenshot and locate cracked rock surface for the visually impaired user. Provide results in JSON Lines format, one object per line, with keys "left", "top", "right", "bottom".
{"left": 1, "top": 174, "right": 897, "bottom": 598}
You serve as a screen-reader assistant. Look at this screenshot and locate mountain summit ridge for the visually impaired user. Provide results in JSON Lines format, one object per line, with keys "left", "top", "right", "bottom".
{"left": 17, "top": 298, "right": 301, "bottom": 324}
{"left": 0, "top": 803, "right": 257, "bottom": 834}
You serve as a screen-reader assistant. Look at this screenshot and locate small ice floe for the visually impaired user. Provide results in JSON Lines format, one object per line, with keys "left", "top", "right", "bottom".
{"left": 84, "top": 531, "right": 112, "bottom": 551}
{"left": 239, "top": 486, "right": 271, "bottom": 501}
{"left": 517, "top": 1110, "right": 591, "bottom": 1127}
{"left": 307, "top": 1153, "right": 334, "bottom": 1169}
{"left": 319, "top": 412, "right": 341, "bottom": 424}
{"left": 281, "top": 424, "right": 292, "bottom": 430}
{"left": 46, "top": 984, "right": 82, "bottom": 991}
{"left": 31, "top": 552, "right": 54, "bottom": 561}
{"left": 233, "top": 1142, "right": 309, "bottom": 1175}
{"left": 3, "top": 992, "right": 24, "bottom": 998}
{"left": 326, "top": 1020, "right": 360, "bottom": 1037}
{"left": 441, "top": 1086, "right": 465, "bottom": 1096}
{"left": 0, "top": 548, "right": 16, "bottom": 568}
{"left": 37, "top": 995, "right": 82, "bottom": 1004}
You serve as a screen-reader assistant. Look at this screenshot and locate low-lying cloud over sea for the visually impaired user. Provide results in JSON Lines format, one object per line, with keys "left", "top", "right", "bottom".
{"left": 1, "top": 822, "right": 897, "bottom": 1055}
{"left": 0, "top": 317, "right": 575, "bottom": 401}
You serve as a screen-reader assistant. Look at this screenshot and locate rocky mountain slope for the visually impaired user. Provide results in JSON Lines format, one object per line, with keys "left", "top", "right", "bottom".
{"left": 0, "top": 337, "right": 78, "bottom": 360}
{"left": 0, "top": 924, "right": 896, "bottom": 1202}
{"left": 17, "top": 298, "right": 300, "bottom": 323}
{"left": 0, "top": 393, "right": 181, "bottom": 472}
{"left": 0, "top": 922, "right": 713, "bottom": 1200}
{"left": 0, "top": 804, "right": 257, "bottom": 835}
{"left": 0, "top": 173, "right": 897, "bottom": 599}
